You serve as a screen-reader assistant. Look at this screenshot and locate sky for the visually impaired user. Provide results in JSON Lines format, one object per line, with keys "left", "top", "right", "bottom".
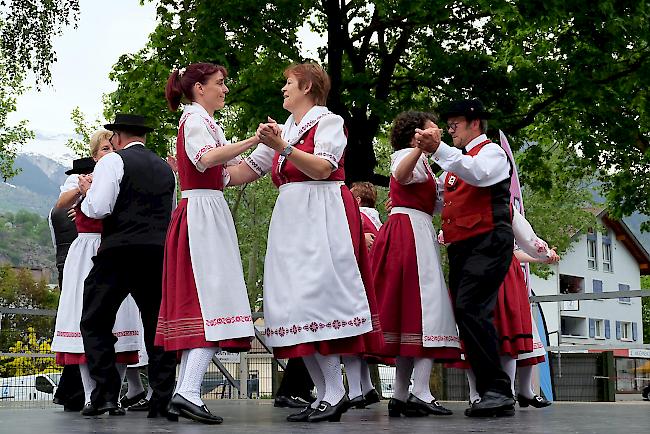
{"left": 9, "top": 0, "right": 158, "bottom": 143}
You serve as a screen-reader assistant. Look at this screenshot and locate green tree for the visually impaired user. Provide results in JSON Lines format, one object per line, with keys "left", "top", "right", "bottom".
{"left": 642, "top": 276, "right": 650, "bottom": 344}
{"left": 107, "top": 0, "right": 649, "bottom": 227}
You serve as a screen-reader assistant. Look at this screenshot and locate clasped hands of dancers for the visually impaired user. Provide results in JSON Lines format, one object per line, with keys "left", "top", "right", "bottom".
{"left": 52, "top": 60, "right": 555, "bottom": 425}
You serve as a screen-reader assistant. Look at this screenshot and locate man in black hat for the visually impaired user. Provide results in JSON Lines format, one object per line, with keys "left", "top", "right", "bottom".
{"left": 415, "top": 99, "right": 514, "bottom": 417}
{"left": 49, "top": 157, "right": 95, "bottom": 412}
{"left": 78, "top": 114, "right": 177, "bottom": 418}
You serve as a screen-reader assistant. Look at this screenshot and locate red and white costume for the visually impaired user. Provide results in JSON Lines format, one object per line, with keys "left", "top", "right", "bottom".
{"left": 52, "top": 175, "right": 141, "bottom": 365}
{"left": 371, "top": 149, "right": 460, "bottom": 359}
{"left": 244, "top": 105, "right": 382, "bottom": 358}
{"left": 359, "top": 207, "right": 382, "bottom": 238}
{"left": 156, "top": 102, "right": 254, "bottom": 352}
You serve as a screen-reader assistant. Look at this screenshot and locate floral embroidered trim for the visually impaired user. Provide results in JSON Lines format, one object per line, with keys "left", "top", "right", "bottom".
{"left": 264, "top": 316, "right": 368, "bottom": 338}
{"left": 276, "top": 111, "right": 334, "bottom": 174}
{"left": 205, "top": 315, "right": 253, "bottom": 327}
{"left": 532, "top": 342, "right": 545, "bottom": 349}
{"left": 56, "top": 331, "right": 81, "bottom": 338}
{"left": 193, "top": 143, "right": 216, "bottom": 164}
{"left": 314, "top": 151, "right": 338, "bottom": 167}
{"left": 383, "top": 331, "right": 459, "bottom": 344}
{"left": 56, "top": 330, "right": 139, "bottom": 338}
{"left": 424, "top": 335, "right": 461, "bottom": 343}
{"left": 244, "top": 156, "right": 266, "bottom": 176}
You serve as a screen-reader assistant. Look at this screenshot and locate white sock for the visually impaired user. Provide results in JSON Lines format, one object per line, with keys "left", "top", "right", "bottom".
{"left": 518, "top": 365, "right": 536, "bottom": 399}
{"left": 146, "top": 387, "right": 153, "bottom": 400}
{"left": 500, "top": 355, "right": 516, "bottom": 397}
{"left": 393, "top": 356, "right": 414, "bottom": 402}
{"left": 411, "top": 358, "right": 435, "bottom": 403}
{"left": 79, "top": 363, "right": 96, "bottom": 404}
{"left": 314, "top": 353, "right": 346, "bottom": 405}
{"left": 359, "top": 359, "right": 375, "bottom": 395}
{"left": 174, "top": 351, "right": 188, "bottom": 395}
{"left": 303, "top": 355, "right": 326, "bottom": 409}
{"left": 466, "top": 369, "right": 480, "bottom": 404}
{"left": 125, "top": 368, "right": 145, "bottom": 398}
{"left": 176, "top": 347, "right": 218, "bottom": 406}
{"left": 342, "top": 356, "right": 363, "bottom": 399}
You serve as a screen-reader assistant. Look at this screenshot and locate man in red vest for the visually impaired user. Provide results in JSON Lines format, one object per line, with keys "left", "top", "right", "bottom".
{"left": 415, "top": 99, "right": 515, "bottom": 417}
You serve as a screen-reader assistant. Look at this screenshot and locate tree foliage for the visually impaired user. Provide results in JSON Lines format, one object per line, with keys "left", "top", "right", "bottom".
{"left": 105, "top": 0, "right": 649, "bottom": 228}
{"left": 0, "top": 0, "right": 80, "bottom": 85}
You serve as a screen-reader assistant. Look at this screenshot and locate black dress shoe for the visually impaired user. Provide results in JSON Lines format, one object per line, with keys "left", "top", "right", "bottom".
{"left": 147, "top": 398, "right": 178, "bottom": 421}
{"left": 517, "top": 394, "right": 551, "bottom": 408}
{"left": 388, "top": 398, "right": 425, "bottom": 417}
{"left": 274, "top": 395, "right": 312, "bottom": 408}
{"left": 120, "top": 391, "right": 147, "bottom": 409}
{"left": 348, "top": 395, "right": 365, "bottom": 409}
{"left": 406, "top": 394, "right": 453, "bottom": 416}
{"left": 464, "top": 391, "right": 516, "bottom": 417}
{"left": 286, "top": 406, "right": 315, "bottom": 422}
{"left": 363, "top": 389, "right": 381, "bottom": 406}
{"left": 109, "top": 407, "right": 126, "bottom": 416}
{"left": 307, "top": 396, "right": 349, "bottom": 422}
{"left": 81, "top": 401, "right": 119, "bottom": 416}
{"left": 170, "top": 393, "right": 223, "bottom": 425}
{"left": 128, "top": 398, "right": 150, "bottom": 411}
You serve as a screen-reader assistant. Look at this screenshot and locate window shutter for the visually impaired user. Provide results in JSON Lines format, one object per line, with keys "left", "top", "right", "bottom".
{"left": 605, "top": 320, "right": 610, "bottom": 339}
{"left": 589, "top": 319, "right": 595, "bottom": 338}
{"left": 619, "top": 283, "right": 630, "bottom": 302}
{"left": 616, "top": 321, "right": 621, "bottom": 340}
{"left": 593, "top": 280, "right": 603, "bottom": 293}
{"left": 632, "top": 323, "right": 638, "bottom": 341}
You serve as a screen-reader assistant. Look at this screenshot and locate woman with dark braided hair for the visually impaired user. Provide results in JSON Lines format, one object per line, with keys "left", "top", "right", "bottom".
{"left": 371, "top": 111, "right": 460, "bottom": 418}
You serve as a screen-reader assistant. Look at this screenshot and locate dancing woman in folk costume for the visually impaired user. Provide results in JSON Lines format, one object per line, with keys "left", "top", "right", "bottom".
{"left": 370, "top": 111, "right": 460, "bottom": 418}
{"left": 51, "top": 131, "right": 144, "bottom": 414}
{"left": 227, "top": 63, "right": 382, "bottom": 423}
{"left": 350, "top": 181, "right": 382, "bottom": 250}
{"left": 157, "top": 63, "right": 256, "bottom": 425}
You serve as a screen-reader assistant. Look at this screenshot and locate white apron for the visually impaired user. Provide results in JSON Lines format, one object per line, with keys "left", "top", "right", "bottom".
{"left": 517, "top": 307, "right": 546, "bottom": 360}
{"left": 51, "top": 233, "right": 142, "bottom": 354}
{"left": 390, "top": 207, "right": 460, "bottom": 348}
{"left": 263, "top": 181, "right": 372, "bottom": 347}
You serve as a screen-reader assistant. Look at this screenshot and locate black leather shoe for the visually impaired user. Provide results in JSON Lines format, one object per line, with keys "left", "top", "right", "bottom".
{"left": 274, "top": 395, "right": 312, "bottom": 408}
{"left": 170, "top": 393, "right": 223, "bottom": 425}
{"left": 120, "top": 391, "right": 147, "bottom": 409}
{"left": 81, "top": 400, "right": 118, "bottom": 416}
{"left": 464, "top": 391, "right": 516, "bottom": 417}
{"left": 307, "top": 396, "right": 349, "bottom": 422}
{"left": 406, "top": 394, "right": 453, "bottom": 416}
{"left": 147, "top": 398, "right": 178, "bottom": 422}
{"left": 518, "top": 394, "right": 551, "bottom": 408}
{"left": 109, "top": 407, "right": 126, "bottom": 416}
{"left": 128, "top": 398, "right": 150, "bottom": 411}
{"left": 388, "top": 398, "right": 425, "bottom": 417}
{"left": 348, "top": 395, "right": 365, "bottom": 409}
{"left": 363, "top": 389, "right": 381, "bottom": 406}
{"left": 286, "top": 406, "right": 314, "bottom": 422}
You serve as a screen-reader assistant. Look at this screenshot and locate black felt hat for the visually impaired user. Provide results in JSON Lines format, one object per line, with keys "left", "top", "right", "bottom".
{"left": 440, "top": 99, "right": 492, "bottom": 121}
{"left": 65, "top": 157, "right": 96, "bottom": 175}
{"left": 104, "top": 113, "right": 154, "bottom": 133}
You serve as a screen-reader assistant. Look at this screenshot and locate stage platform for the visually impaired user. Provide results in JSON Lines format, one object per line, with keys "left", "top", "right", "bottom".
{"left": 1, "top": 399, "right": 648, "bottom": 433}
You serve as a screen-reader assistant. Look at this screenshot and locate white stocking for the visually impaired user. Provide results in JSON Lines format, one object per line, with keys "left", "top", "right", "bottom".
{"left": 342, "top": 356, "right": 363, "bottom": 399}
{"left": 466, "top": 369, "right": 480, "bottom": 404}
{"left": 360, "top": 359, "right": 375, "bottom": 395}
{"left": 303, "top": 354, "right": 325, "bottom": 409}
{"left": 79, "top": 363, "right": 96, "bottom": 404}
{"left": 125, "top": 368, "right": 145, "bottom": 398}
{"left": 500, "top": 355, "right": 516, "bottom": 397}
{"left": 517, "top": 365, "right": 536, "bottom": 399}
{"left": 176, "top": 347, "right": 218, "bottom": 406}
{"left": 314, "top": 352, "right": 346, "bottom": 405}
{"left": 173, "top": 351, "right": 188, "bottom": 395}
{"left": 411, "top": 358, "right": 434, "bottom": 402}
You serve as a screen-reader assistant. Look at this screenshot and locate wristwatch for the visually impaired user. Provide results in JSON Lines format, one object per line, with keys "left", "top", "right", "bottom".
{"left": 280, "top": 144, "right": 294, "bottom": 157}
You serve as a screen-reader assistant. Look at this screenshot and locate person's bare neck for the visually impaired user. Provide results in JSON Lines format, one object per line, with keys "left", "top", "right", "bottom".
{"left": 292, "top": 102, "right": 316, "bottom": 125}
{"left": 117, "top": 137, "right": 144, "bottom": 150}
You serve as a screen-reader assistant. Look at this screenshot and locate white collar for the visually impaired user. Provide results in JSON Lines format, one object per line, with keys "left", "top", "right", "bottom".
{"left": 359, "top": 207, "right": 382, "bottom": 230}
{"left": 282, "top": 105, "right": 331, "bottom": 142}
{"left": 464, "top": 134, "right": 489, "bottom": 153}
{"left": 184, "top": 101, "right": 213, "bottom": 118}
{"left": 124, "top": 141, "right": 144, "bottom": 149}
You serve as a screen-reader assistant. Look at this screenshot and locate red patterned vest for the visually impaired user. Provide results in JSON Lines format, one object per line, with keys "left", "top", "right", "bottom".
{"left": 441, "top": 141, "right": 511, "bottom": 243}
{"left": 75, "top": 203, "right": 102, "bottom": 233}
{"left": 271, "top": 124, "right": 346, "bottom": 186}
{"left": 177, "top": 122, "right": 225, "bottom": 191}
{"left": 388, "top": 159, "right": 437, "bottom": 216}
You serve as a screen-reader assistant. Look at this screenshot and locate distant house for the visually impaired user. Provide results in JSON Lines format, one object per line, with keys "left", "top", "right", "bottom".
{"left": 531, "top": 210, "right": 650, "bottom": 393}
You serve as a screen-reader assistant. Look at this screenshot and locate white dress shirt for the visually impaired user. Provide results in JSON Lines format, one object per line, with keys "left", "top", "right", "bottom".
{"left": 81, "top": 142, "right": 143, "bottom": 219}
{"left": 432, "top": 134, "right": 510, "bottom": 187}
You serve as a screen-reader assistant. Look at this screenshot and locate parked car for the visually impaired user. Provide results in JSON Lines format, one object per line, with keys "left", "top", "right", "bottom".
{"left": 0, "top": 373, "right": 60, "bottom": 401}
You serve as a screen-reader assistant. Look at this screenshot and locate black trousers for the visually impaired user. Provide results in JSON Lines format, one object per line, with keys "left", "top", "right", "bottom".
{"left": 80, "top": 245, "right": 176, "bottom": 408}
{"left": 447, "top": 228, "right": 514, "bottom": 397}
{"left": 276, "top": 358, "right": 314, "bottom": 400}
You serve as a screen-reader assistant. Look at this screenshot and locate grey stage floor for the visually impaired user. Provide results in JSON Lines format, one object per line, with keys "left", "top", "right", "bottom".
{"left": 1, "top": 400, "right": 649, "bottom": 434}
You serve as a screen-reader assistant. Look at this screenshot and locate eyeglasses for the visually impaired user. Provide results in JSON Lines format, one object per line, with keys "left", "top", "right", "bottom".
{"left": 109, "top": 132, "right": 118, "bottom": 145}
{"left": 447, "top": 121, "right": 462, "bottom": 132}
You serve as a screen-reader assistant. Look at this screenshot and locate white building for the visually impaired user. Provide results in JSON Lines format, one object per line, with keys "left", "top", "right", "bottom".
{"left": 531, "top": 210, "right": 650, "bottom": 392}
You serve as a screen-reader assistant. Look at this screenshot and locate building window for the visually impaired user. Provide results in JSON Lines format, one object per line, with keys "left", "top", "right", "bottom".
{"left": 562, "top": 316, "right": 587, "bottom": 337}
{"left": 617, "top": 321, "right": 636, "bottom": 341}
{"left": 560, "top": 275, "right": 584, "bottom": 311}
{"left": 619, "top": 283, "right": 631, "bottom": 303}
{"left": 589, "top": 318, "right": 609, "bottom": 339}
{"left": 587, "top": 230, "right": 598, "bottom": 270}
{"left": 602, "top": 234, "right": 612, "bottom": 272}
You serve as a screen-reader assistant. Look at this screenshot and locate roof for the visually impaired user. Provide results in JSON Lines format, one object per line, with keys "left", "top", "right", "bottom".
{"left": 599, "top": 211, "right": 650, "bottom": 275}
